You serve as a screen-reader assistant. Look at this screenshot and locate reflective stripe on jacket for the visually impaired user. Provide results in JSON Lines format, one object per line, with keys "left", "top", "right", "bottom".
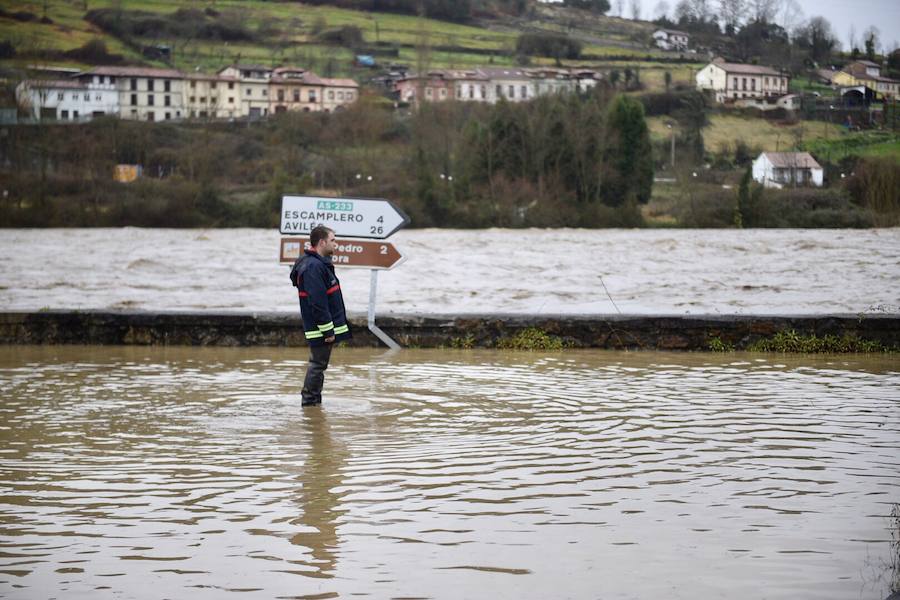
{"left": 290, "top": 250, "right": 352, "bottom": 347}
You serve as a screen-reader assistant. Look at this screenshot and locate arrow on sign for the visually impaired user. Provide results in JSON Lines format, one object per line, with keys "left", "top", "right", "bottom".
{"left": 280, "top": 238, "right": 405, "bottom": 270}
{"left": 280, "top": 195, "right": 410, "bottom": 239}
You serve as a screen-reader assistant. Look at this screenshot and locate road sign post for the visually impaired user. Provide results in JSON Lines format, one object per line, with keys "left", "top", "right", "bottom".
{"left": 281, "top": 195, "right": 409, "bottom": 349}
{"left": 280, "top": 195, "right": 409, "bottom": 239}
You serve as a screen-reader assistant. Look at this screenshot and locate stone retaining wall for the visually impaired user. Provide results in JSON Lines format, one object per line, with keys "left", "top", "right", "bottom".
{"left": 1, "top": 310, "right": 898, "bottom": 350}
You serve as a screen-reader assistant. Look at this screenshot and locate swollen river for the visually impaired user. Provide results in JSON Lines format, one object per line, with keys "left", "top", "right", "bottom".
{"left": 1, "top": 228, "right": 899, "bottom": 314}
{"left": 1, "top": 346, "right": 898, "bottom": 599}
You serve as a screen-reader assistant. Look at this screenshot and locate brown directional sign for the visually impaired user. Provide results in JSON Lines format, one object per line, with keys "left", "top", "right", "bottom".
{"left": 279, "top": 238, "right": 405, "bottom": 270}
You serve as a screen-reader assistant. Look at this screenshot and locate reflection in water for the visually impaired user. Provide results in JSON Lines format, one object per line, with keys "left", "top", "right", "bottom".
{"left": 288, "top": 409, "right": 347, "bottom": 579}
{"left": 0, "top": 346, "right": 898, "bottom": 600}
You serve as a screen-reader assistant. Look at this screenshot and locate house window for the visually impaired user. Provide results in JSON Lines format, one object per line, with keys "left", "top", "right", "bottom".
{"left": 309, "top": 91, "right": 317, "bottom": 102}
{"left": 425, "top": 88, "right": 432, "bottom": 98}
{"left": 147, "top": 112, "right": 155, "bottom": 121}
{"left": 190, "top": 96, "right": 196, "bottom": 103}
{"left": 57, "top": 92, "right": 64, "bottom": 101}
{"left": 190, "top": 81, "right": 196, "bottom": 89}
{"left": 481, "top": 86, "right": 486, "bottom": 98}
{"left": 293, "top": 89, "right": 300, "bottom": 102}
{"left": 508, "top": 85, "right": 514, "bottom": 98}
{"left": 131, "top": 94, "right": 138, "bottom": 106}
{"left": 164, "top": 80, "right": 170, "bottom": 92}
{"left": 228, "top": 97, "right": 234, "bottom": 104}
{"left": 469, "top": 86, "right": 474, "bottom": 99}
{"left": 200, "top": 97, "right": 206, "bottom": 104}
{"left": 210, "top": 82, "right": 217, "bottom": 89}
{"left": 277, "top": 89, "right": 284, "bottom": 101}
{"left": 765, "top": 77, "right": 769, "bottom": 86}
{"left": 73, "top": 110, "right": 79, "bottom": 119}
{"left": 262, "top": 89, "right": 267, "bottom": 96}
{"left": 751, "top": 79, "right": 756, "bottom": 91}
{"left": 742, "top": 78, "right": 747, "bottom": 90}
{"left": 338, "top": 91, "right": 345, "bottom": 100}
{"left": 246, "top": 89, "right": 252, "bottom": 97}
{"left": 85, "top": 93, "right": 91, "bottom": 101}
{"left": 131, "top": 78, "right": 137, "bottom": 91}
{"left": 733, "top": 77, "right": 738, "bottom": 89}
{"left": 95, "top": 94, "right": 101, "bottom": 101}
{"left": 165, "top": 112, "right": 171, "bottom": 120}
{"left": 148, "top": 94, "right": 154, "bottom": 106}
{"left": 131, "top": 109, "right": 138, "bottom": 117}
{"left": 228, "top": 82, "right": 234, "bottom": 89}
{"left": 496, "top": 84, "right": 502, "bottom": 97}
{"left": 165, "top": 95, "right": 171, "bottom": 106}
{"left": 328, "top": 90, "right": 335, "bottom": 100}
{"left": 61, "top": 110, "right": 69, "bottom": 119}
{"left": 110, "top": 77, "right": 116, "bottom": 84}
{"left": 148, "top": 80, "right": 155, "bottom": 92}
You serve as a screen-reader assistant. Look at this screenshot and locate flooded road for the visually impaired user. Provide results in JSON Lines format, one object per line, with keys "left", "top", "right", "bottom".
{"left": 1, "top": 346, "right": 898, "bottom": 599}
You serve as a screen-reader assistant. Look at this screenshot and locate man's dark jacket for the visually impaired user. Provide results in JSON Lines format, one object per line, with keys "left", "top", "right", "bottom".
{"left": 289, "top": 249, "right": 352, "bottom": 347}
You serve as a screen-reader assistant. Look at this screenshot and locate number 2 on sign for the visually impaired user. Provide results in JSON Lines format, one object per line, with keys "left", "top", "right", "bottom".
{"left": 380, "top": 245, "right": 387, "bottom": 255}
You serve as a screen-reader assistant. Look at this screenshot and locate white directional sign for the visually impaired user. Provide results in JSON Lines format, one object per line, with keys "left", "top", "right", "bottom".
{"left": 280, "top": 195, "right": 410, "bottom": 239}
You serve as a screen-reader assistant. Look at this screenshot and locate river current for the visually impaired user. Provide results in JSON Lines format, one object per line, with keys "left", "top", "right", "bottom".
{"left": 1, "top": 228, "right": 898, "bottom": 315}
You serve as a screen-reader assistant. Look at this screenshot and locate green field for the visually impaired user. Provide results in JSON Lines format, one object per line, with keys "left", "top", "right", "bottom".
{"left": 1, "top": 0, "right": 701, "bottom": 78}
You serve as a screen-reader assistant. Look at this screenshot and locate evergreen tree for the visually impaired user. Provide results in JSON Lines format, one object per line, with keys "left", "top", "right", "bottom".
{"left": 602, "top": 95, "right": 653, "bottom": 206}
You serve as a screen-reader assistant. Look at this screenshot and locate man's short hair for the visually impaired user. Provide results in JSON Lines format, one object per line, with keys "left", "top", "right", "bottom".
{"left": 310, "top": 225, "right": 334, "bottom": 247}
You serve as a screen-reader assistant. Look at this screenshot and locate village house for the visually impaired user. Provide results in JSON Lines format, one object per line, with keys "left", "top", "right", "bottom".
{"left": 695, "top": 58, "right": 789, "bottom": 103}
{"left": 78, "top": 66, "right": 184, "bottom": 121}
{"left": 453, "top": 70, "right": 490, "bottom": 102}
{"left": 16, "top": 77, "right": 119, "bottom": 122}
{"left": 832, "top": 60, "right": 900, "bottom": 101}
{"left": 752, "top": 152, "right": 823, "bottom": 188}
{"left": 480, "top": 67, "right": 534, "bottom": 103}
{"left": 320, "top": 77, "right": 360, "bottom": 112}
{"left": 396, "top": 70, "right": 457, "bottom": 105}
{"left": 269, "top": 67, "right": 324, "bottom": 113}
{"left": 652, "top": 29, "right": 690, "bottom": 51}
{"left": 183, "top": 72, "right": 240, "bottom": 119}
{"left": 219, "top": 64, "right": 272, "bottom": 119}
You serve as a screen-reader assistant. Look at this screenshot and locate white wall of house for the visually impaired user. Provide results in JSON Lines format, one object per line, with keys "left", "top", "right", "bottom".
{"left": 695, "top": 64, "right": 728, "bottom": 102}
{"left": 697, "top": 63, "right": 789, "bottom": 103}
{"left": 752, "top": 154, "right": 823, "bottom": 188}
{"left": 16, "top": 81, "right": 118, "bottom": 121}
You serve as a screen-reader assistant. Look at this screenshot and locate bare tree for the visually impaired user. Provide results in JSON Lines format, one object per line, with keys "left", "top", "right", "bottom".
{"left": 674, "top": 0, "right": 691, "bottom": 22}
{"left": 688, "top": 0, "right": 713, "bottom": 21}
{"left": 848, "top": 24, "right": 858, "bottom": 52}
{"left": 747, "top": 0, "right": 780, "bottom": 23}
{"left": 777, "top": 0, "right": 803, "bottom": 35}
{"left": 615, "top": 0, "right": 626, "bottom": 17}
{"left": 718, "top": 0, "right": 746, "bottom": 33}
{"left": 630, "top": 0, "right": 642, "bottom": 20}
{"left": 653, "top": 0, "right": 670, "bottom": 19}
{"left": 863, "top": 26, "right": 880, "bottom": 59}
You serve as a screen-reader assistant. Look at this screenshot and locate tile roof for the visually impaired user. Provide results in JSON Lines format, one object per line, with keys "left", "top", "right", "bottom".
{"left": 21, "top": 79, "right": 87, "bottom": 89}
{"left": 761, "top": 152, "right": 821, "bottom": 169}
{"left": 713, "top": 61, "right": 783, "bottom": 76}
{"left": 81, "top": 66, "right": 183, "bottom": 78}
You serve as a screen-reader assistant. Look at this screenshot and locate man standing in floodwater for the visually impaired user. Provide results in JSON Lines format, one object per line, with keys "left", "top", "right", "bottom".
{"left": 290, "top": 225, "right": 352, "bottom": 407}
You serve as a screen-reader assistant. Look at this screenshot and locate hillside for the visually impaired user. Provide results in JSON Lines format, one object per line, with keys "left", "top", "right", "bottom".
{"left": 0, "top": 0, "right": 702, "bottom": 89}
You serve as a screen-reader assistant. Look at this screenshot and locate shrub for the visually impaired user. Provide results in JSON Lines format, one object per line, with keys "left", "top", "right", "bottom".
{"left": 496, "top": 328, "right": 565, "bottom": 351}
{"left": 316, "top": 25, "right": 364, "bottom": 47}
{"left": 515, "top": 33, "right": 582, "bottom": 61}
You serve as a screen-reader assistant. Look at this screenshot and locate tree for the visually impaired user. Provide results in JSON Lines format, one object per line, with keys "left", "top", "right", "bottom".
{"left": 746, "top": 0, "right": 779, "bottom": 23}
{"left": 563, "top": 0, "right": 611, "bottom": 12}
{"left": 793, "top": 16, "right": 838, "bottom": 64}
{"left": 864, "top": 26, "right": 879, "bottom": 61}
{"left": 615, "top": 0, "right": 625, "bottom": 17}
{"left": 718, "top": 0, "right": 746, "bottom": 35}
{"left": 602, "top": 95, "right": 653, "bottom": 206}
{"left": 629, "top": 0, "right": 641, "bottom": 20}
{"left": 653, "top": 1, "right": 671, "bottom": 20}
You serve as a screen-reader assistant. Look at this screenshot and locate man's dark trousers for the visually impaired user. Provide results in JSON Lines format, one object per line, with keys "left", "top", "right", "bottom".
{"left": 302, "top": 344, "right": 333, "bottom": 405}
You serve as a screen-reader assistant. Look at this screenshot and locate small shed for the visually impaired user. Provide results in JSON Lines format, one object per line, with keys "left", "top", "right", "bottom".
{"left": 752, "top": 152, "right": 823, "bottom": 188}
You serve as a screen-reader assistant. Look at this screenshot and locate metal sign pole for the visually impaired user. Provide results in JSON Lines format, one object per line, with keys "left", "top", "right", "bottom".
{"left": 367, "top": 269, "right": 400, "bottom": 350}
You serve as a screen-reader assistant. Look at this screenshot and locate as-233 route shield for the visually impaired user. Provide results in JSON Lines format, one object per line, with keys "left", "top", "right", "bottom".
{"left": 280, "top": 195, "right": 410, "bottom": 240}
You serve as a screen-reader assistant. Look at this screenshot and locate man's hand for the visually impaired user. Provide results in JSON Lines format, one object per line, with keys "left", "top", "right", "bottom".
{"left": 324, "top": 335, "right": 335, "bottom": 343}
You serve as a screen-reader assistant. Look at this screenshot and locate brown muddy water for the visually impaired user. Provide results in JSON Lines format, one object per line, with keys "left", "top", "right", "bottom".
{"left": 1, "top": 346, "right": 898, "bottom": 600}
